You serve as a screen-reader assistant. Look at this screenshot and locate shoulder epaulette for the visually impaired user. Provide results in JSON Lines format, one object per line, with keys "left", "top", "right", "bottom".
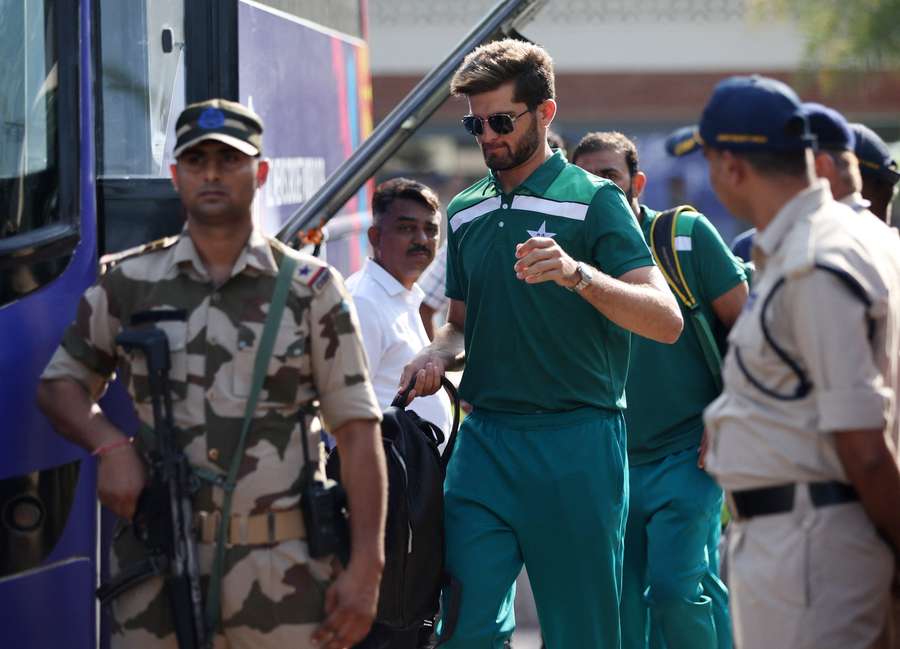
{"left": 99, "top": 235, "right": 180, "bottom": 272}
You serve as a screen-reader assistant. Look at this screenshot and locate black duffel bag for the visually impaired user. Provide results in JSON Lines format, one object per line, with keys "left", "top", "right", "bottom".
{"left": 327, "top": 377, "right": 460, "bottom": 630}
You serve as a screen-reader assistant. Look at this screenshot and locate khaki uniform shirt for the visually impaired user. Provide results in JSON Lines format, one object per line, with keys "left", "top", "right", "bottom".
{"left": 704, "top": 181, "right": 900, "bottom": 491}
{"left": 42, "top": 228, "right": 381, "bottom": 516}
{"left": 839, "top": 191, "right": 872, "bottom": 214}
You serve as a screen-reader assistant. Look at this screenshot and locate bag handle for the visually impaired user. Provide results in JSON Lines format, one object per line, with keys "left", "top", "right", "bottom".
{"left": 392, "top": 377, "right": 461, "bottom": 471}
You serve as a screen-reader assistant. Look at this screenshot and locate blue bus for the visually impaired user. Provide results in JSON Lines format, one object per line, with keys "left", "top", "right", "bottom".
{"left": 0, "top": 0, "right": 544, "bottom": 645}
{"left": 0, "top": 1, "right": 374, "bottom": 646}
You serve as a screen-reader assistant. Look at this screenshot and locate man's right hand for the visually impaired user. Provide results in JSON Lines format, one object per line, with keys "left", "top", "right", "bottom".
{"left": 398, "top": 351, "right": 447, "bottom": 405}
{"left": 97, "top": 444, "right": 147, "bottom": 519}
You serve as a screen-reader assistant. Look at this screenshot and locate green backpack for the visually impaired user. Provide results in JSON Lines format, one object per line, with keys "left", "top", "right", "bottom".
{"left": 648, "top": 206, "right": 723, "bottom": 390}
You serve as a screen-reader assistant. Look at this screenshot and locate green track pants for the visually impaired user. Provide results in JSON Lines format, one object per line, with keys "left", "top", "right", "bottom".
{"left": 437, "top": 407, "right": 628, "bottom": 649}
{"left": 621, "top": 447, "right": 731, "bottom": 649}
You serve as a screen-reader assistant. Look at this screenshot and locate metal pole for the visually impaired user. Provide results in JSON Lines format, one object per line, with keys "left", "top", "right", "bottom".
{"left": 276, "top": 0, "right": 547, "bottom": 245}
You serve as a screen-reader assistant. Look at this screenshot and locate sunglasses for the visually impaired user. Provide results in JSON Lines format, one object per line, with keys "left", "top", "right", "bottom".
{"left": 461, "top": 109, "right": 531, "bottom": 136}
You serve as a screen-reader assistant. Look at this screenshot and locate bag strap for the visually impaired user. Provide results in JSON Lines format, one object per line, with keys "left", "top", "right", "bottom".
{"left": 649, "top": 205, "right": 700, "bottom": 309}
{"left": 649, "top": 206, "right": 723, "bottom": 389}
{"left": 204, "top": 253, "right": 298, "bottom": 636}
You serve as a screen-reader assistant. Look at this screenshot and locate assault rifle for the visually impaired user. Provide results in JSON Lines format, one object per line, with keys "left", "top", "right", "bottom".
{"left": 96, "top": 312, "right": 207, "bottom": 649}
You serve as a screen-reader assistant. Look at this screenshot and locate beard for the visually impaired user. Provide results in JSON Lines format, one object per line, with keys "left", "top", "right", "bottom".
{"left": 481, "top": 117, "right": 541, "bottom": 171}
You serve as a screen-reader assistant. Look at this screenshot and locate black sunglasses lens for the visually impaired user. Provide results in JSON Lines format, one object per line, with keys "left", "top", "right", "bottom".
{"left": 487, "top": 114, "right": 515, "bottom": 135}
{"left": 462, "top": 116, "right": 482, "bottom": 136}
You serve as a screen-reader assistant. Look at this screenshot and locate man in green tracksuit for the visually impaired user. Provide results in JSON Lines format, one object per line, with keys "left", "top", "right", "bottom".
{"left": 400, "top": 41, "right": 684, "bottom": 649}
{"left": 572, "top": 132, "right": 748, "bottom": 649}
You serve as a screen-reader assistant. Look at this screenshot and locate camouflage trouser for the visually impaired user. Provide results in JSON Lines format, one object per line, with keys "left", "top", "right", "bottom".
{"left": 110, "top": 528, "right": 334, "bottom": 649}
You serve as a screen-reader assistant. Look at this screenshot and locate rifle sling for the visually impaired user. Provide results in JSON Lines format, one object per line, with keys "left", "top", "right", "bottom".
{"left": 204, "top": 253, "right": 298, "bottom": 636}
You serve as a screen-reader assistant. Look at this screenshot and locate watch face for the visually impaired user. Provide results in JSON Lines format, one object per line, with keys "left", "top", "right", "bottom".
{"left": 574, "top": 263, "right": 592, "bottom": 290}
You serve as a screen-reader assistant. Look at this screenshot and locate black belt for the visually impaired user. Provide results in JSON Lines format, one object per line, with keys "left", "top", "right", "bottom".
{"left": 731, "top": 481, "right": 858, "bottom": 519}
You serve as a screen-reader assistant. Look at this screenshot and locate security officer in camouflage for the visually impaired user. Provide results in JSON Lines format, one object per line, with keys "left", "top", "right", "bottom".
{"left": 37, "top": 99, "right": 387, "bottom": 649}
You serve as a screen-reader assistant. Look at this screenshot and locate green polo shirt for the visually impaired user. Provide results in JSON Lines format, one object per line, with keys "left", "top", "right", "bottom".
{"left": 625, "top": 206, "right": 747, "bottom": 465}
{"left": 445, "top": 151, "right": 654, "bottom": 414}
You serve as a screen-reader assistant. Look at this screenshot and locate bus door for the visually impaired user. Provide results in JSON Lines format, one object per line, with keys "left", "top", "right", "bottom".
{"left": 0, "top": 1, "right": 96, "bottom": 646}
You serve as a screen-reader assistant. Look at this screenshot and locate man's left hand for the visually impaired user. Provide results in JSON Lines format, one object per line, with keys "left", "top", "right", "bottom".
{"left": 313, "top": 559, "right": 381, "bottom": 649}
{"left": 514, "top": 237, "right": 578, "bottom": 287}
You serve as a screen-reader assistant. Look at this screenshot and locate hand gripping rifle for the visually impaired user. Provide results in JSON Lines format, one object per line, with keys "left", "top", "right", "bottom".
{"left": 96, "top": 311, "right": 207, "bottom": 649}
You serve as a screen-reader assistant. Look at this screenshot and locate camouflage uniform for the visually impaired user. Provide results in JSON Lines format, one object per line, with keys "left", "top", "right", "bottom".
{"left": 42, "top": 227, "right": 381, "bottom": 648}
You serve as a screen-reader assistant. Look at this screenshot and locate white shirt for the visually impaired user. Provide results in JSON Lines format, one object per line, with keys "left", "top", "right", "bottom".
{"left": 417, "top": 243, "right": 449, "bottom": 312}
{"left": 346, "top": 259, "right": 452, "bottom": 435}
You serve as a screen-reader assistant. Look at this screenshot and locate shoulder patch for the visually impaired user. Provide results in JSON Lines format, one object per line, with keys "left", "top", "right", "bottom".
{"left": 270, "top": 238, "right": 333, "bottom": 294}
{"left": 99, "top": 235, "right": 180, "bottom": 272}
{"left": 301, "top": 266, "right": 332, "bottom": 293}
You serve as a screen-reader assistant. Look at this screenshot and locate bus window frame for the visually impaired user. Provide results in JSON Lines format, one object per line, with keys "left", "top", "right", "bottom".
{"left": 0, "top": 0, "right": 81, "bottom": 273}
{"left": 94, "top": 0, "right": 242, "bottom": 256}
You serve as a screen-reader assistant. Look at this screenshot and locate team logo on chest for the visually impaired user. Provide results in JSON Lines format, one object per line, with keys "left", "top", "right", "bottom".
{"left": 526, "top": 221, "right": 556, "bottom": 238}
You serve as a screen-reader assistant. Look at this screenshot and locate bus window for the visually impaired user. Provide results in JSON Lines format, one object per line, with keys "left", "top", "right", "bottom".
{"left": 97, "top": 0, "right": 185, "bottom": 177}
{"left": 0, "top": 0, "right": 75, "bottom": 307}
{"left": 251, "top": 0, "right": 364, "bottom": 38}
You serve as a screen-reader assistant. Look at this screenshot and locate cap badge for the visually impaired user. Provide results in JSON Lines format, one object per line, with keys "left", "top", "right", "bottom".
{"left": 198, "top": 107, "right": 226, "bottom": 130}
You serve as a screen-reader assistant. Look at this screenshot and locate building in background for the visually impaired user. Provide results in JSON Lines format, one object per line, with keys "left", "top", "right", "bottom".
{"left": 368, "top": 0, "right": 900, "bottom": 239}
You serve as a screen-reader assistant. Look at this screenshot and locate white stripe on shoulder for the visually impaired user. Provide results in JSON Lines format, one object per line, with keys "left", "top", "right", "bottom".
{"left": 450, "top": 196, "right": 502, "bottom": 232}
{"left": 674, "top": 236, "right": 692, "bottom": 251}
{"left": 511, "top": 196, "right": 588, "bottom": 221}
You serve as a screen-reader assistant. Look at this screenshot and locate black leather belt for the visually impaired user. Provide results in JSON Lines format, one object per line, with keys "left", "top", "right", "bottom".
{"left": 731, "top": 481, "right": 858, "bottom": 519}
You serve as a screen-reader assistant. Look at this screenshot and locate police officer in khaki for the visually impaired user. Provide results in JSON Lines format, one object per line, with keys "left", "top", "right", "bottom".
{"left": 671, "top": 76, "right": 900, "bottom": 649}
{"left": 803, "top": 102, "right": 875, "bottom": 216}
{"left": 37, "top": 99, "right": 387, "bottom": 649}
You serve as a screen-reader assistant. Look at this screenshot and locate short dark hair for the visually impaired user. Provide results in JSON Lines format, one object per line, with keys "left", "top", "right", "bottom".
{"left": 734, "top": 149, "right": 810, "bottom": 178}
{"left": 572, "top": 131, "right": 639, "bottom": 176}
{"left": 450, "top": 39, "right": 555, "bottom": 110}
{"left": 372, "top": 178, "right": 440, "bottom": 224}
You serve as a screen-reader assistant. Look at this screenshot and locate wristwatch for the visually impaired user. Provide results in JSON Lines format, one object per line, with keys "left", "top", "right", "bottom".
{"left": 566, "top": 262, "right": 592, "bottom": 292}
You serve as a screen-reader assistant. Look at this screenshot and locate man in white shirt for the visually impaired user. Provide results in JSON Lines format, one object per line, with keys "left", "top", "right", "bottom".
{"left": 347, "top": 178, "right": 452, "bottom": 436}
{"left": 417, "top": 242, "right": 449, "bottom": 340}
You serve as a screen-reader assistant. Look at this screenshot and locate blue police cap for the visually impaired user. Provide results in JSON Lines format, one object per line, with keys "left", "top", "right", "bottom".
{"left": 850, "top": 122, "right": 900, "bottom": 185}
{"left": 803, "top": 103, "right": 855, "bottom": 152}
{"left": 174, "top": 98, "right": 263, "bottom": 158}
{"left": 666, "top": 75, "right": 815, "bottom": 157}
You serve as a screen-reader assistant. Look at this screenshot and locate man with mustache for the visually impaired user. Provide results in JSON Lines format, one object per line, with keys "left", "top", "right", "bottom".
{"left": 400, "top": 39, "right": 683, "bottom": 648}
{"left": 347, "top": 177, "right": 452, "bottom": 437}
{"left": 346, "top": 178, "right": 451, "bottom": 649}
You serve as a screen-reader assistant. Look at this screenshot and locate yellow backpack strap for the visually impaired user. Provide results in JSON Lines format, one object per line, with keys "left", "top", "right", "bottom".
{"left": 649, "top": 206, "right": 724, "bottom": 389}
{"left": 648, "top": 205, "right": 699, "bottom": 310}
